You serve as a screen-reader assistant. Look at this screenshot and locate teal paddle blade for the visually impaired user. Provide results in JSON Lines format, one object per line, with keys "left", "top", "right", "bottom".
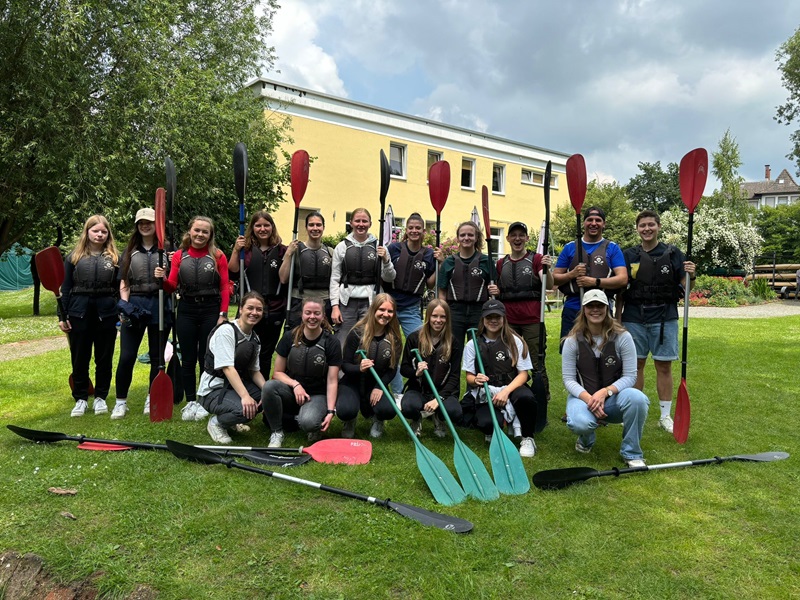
{"left": 414, "top": 441, "right": 467, "bottom": 506}
{"left": 452, "top": 439, "right": 499, "bottom": 501}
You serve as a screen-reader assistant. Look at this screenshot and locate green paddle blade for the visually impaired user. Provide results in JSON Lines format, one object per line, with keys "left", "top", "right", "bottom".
{"left": 488, "top": 430, "right": 531, "bottom": 495}
{"left": 413, "top": 440, "right": 467, "bottom": 506}
{"left": 452, "top": 440, "right": 499, "bottom": 501}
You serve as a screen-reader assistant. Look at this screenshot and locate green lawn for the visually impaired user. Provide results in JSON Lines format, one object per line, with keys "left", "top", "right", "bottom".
{"left": 1, "top": 288, "right": 798, "bottom": 599}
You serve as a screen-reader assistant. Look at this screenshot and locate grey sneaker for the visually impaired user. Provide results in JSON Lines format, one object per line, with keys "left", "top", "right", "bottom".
{"left": 110, "top": 402, "right": 128, "bottom": 420}
{"left": 658, "top": 416, "right": 674, "bottom": 433}
{"left": 410, "top": 419, "right": 422, "bottom": 437}
{"left": 207, "top": 416, "right": 232, "bottom": 444}
{"left": 268, "top": 431, "right": 285, "bottom": 448}
{"left": 575, "top": 438, "right": 592, "bottom": 454}
{"left": 369, "top": 418, "right": 384, "bottom": 439}
{"left": 143, "top": 394, "right": 150, "bottom": 415}
{"left": 625, "top": 458, "right": 647, "bottom": 468}
{"left": 70, "top": 399, "right": 88, "bottom": 417}
{"left": 432, "top": 413, "right": 447, "bottom": 438}
{"left": 341, "top": 419, "right": 356, "bottom": 439}
{"left": 92, "top": 398, "right": 108, "bottom": 415}
{"left": 519, "top": 437, "right": 536, "bottom": 458}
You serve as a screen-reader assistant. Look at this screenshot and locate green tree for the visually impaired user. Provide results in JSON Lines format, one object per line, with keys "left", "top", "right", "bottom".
{"left": 626, "top": 161, "right": 681, "bottom": 213}
{"left": 776, "top": 27, "right": 800, "bottom": 175}
{"left": 755, "top": 204, "right": 800, "bottom": 262}
{"left": 0, "top": 0, "right": 289, "bottom": 255}
{"left": 706, "top": 129, "right": 750, "bottom": 220}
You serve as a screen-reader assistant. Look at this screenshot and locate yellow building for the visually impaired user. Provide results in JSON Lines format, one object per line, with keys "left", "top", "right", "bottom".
{"left": 249, "top": 78, "right": 572, "bottom": 255}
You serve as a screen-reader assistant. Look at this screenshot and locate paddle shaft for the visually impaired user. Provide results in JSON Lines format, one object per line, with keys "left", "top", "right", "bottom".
{"left": 681, "top": 211, "right": 695, "bottom": 379}
{"left": 285, "top": 205, "right": 300, "bottom": 325}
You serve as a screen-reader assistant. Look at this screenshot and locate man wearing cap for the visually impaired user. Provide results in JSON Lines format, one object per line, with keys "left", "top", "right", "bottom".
{"left": 495, "top": 221, "right": 554, "bottom": 403}
{"left": 618, "top": 210, "right": 696, "bottom": 434}
{"left": 552, "top": 206, "right": 628, "bottom": 345}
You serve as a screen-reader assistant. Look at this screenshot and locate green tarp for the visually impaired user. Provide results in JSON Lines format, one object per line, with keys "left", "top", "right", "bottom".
{"left": 0, "top": 244, "right": 34, "bottom": 291}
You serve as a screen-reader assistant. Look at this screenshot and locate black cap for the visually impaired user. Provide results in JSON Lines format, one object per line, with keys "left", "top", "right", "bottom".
{"left": 481, "top": 299, "right": 506, "bottom": 318}
{"left": 508, "top": 221, "right": 528, "bottom": 234}
{"left": 583, "top": 206, "right": 606, "bottom": 221}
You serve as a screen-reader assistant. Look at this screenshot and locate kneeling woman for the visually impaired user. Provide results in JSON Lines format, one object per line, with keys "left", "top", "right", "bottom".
{"left": 562, "top": 289, "right": 649, "bottom": 468}
{"left": 400, "top": 299, "right": 463, "bottom": 437}
{"left": 262, "top": 298, "right": 342, "bottom": 447}
{"left": 198, "top": 292, "right": 267, "bottom": 444}
{"left": 462, "top": 299, "right": 545, "bottom": 458}
{"left": 338, "top": 293, "right": 403, "bottom": 439}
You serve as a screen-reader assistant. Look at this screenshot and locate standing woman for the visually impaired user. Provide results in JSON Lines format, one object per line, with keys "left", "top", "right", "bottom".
{"left": 262, "top": 298, "right": 342, "bottom": 447}
{"left": 156, "top": 216, "right": 230, "bottom": 421}
{"left": 113, "top": 208, "right": 171, "bottom": 418}
{"left": 400, "top": 299, "right": 462, "bottom": 438}
{"left": 229, "top": 210, "right": 287, "bottom": 378}
{"left": 280, "top": 211, "right": 334, "bottom": 330}
{"left": 461, "top": 299, "right": 544, "bottom": 458}
{"left": 436, "top": 221, "right": 498, "bottom": 350}
{"left": 337, "top": 293, "right": 403, "bottom": 439}
{"left": 60, "top": 215, "right": 120, "bottom": 417}
{"left": 562, "top": 289, "right": 649, "bottom": 467}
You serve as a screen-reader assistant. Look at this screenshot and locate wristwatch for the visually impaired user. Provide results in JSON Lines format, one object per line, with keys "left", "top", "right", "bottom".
{"left": 606, "top": 387, "right": 613, "bottom": 397}
{"left": 326, "top": 409, "right": 336, "bottom": 415}
{"left": 596, "top": 278, "right": 601, "bottom": 288}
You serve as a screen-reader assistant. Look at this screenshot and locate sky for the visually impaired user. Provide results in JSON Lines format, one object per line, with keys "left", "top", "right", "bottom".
{"left": 266, "top": 0, "right": 800, "bottom": 188}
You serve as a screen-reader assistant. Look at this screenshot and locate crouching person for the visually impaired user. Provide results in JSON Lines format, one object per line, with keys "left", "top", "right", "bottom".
{"left": 199, "top": 292, "right": 267, "bottom": 444}
{"left": 262, "top": 298, "right": 342, "bottom": 447}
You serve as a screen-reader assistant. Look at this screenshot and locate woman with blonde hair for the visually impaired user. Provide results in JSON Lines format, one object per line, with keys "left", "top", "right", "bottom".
{"left": 337, "top": 293, "right": 402, "bottom": 438}
{"left": 60, "top": 215, "right": 120, "bottom": 417}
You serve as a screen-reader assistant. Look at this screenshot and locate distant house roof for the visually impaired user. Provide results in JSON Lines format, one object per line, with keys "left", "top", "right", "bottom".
{"left": 741, "top": 168, "right": 800, "bottom": 199}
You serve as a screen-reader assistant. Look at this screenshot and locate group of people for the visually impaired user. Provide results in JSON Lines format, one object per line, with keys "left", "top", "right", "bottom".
{"left": 57, "top": 202, "right": 694, "bottom": 467}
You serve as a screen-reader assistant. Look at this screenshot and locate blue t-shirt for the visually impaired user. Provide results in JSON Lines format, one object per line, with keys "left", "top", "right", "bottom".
{"left": 555, "top": 238, "right": 625, "bottom": 310}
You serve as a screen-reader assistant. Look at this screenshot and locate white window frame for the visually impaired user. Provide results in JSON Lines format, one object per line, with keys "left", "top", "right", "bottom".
{"left": 488, "top": 226, "right": 504, "bottom": 256}
{"left": 389, "top": 143, "right": 407, "bottom": 179}
{"left": 492, "top": 164, "right": 505, "bottom": 195}
{"left": 461, "top": 157, "right": 476, "bottom": 190}
{"left": 521, "top": 167, "right": 558, "bottom": 188}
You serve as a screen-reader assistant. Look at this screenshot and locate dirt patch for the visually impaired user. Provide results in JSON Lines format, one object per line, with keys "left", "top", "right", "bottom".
{"left": 0, "top": 336, "right": 67, "bottom": 362}
{"left": 0, "top": 552, "right": 157, "bottom": 599}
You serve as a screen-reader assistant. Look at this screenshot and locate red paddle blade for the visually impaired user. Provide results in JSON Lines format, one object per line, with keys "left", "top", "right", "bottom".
{"left": 155, "top": 187, "right": 166, "bottom": 250}
{"left": 429, "top": 160, "right": 450, "bottom": 214}
{"left": 78, "top": 442, "right": 133, "bottom": 451}
{"left": 566, "top": 154, "right": 587, "bottom": 215}
{"left": 291, "top": 150, "right": 310, "bottom": 207}
{"left": 149, "top": 371, "right": 174, "bottom": 422}
{"left": 679, "top": 148, "right": 708, "bottom": 214}
{"left": 35, "top": 246, "right": 65, "bottom": 294}
{"left": 303, "top": 439, "right": 372, "bottom": 465}
{"left": 674, "top": 379, "right": 691, "bottom": 444}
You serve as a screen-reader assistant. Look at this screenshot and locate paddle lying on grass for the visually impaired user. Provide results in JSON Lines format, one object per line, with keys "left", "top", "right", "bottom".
{"left": 6, "top": 425, "right": 368, "bottom": 466}
{"left": 532, "top": 451, "right": 789, "bottom": 490}
{"left": 675, "top": 147, "right": 708, "bottom": 445}
{"left": 285, "top": 149, "right": 310, "bottom": 329}
{"left": 411, "top": 349, "right": 498, "bottom": 501}
{"left": 566, "top": 154, "right": 587, "bottom": 302}
{"left": 165, "top": 439, "right": 473, "bottom": 532}
{"left": 356, "top": 350, "right": 466, "bottom": 506}
{"left": 151, "top": 187, "right": 173, "bottom": 422}
{"left": 468, "top": 328, "right": 530, "bottom": 495}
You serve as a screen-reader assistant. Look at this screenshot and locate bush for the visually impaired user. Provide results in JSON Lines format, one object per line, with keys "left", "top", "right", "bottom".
{"left": 321, "top": 231, "right": 348, "bottom": 248}
{"left": 688, "top": 275, "right": 765, "bottom": 306}
{"left": 747, "top": 278, "right": 778, "bottom": 301}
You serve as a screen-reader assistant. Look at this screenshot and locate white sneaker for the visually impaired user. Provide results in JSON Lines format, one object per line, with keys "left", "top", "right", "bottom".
{"left": 625, "top": 458, "right": 647, "bottom": 469}
{"left": 341, "top": 419, "right": 356, "bottom": 439}
{"left": 370, "top": 418, "right": 384, "bottom": 439}
{"left": 234, "top": 423, "right": 250, "bottom": 433}
{"left": 193, "top": 403, "right": 210, "bottom": 421}
{"left": 181, "top": 401, "right": 199, "bottom": 421}
{"left": 70, "top": 399, "right": 88, "bottom": 417}
{"left": 268, "top": 431, "right": 285, "bottom": 448}
{"left": 110, "top": 402, "right": 128, "bottom": 420}
{"left": 575, "top": 439, "right": 592, "bottom": 454}
{"left": 519, "top": 437, "right": 536, "bottom": 458}
{"left": 410, "top": 419, "right": 422, "bottom": 437}
{"left": 658, "top": 416, "right": 674, "bottom": 433}
{"left": 207, "top": 416, "right": 232, "bottom": 444}
{"left": 433, "top": 413, "right": 447, "bottom": 438}
{"left": 92, "top": 398, "right": 108, "bottom": 415}
{"left": 143, "top": 394, "right": 150, "bottom": 415}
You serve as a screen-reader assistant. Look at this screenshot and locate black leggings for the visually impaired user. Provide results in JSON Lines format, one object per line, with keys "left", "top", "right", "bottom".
{"left": 401, "top": 390, "right": 462, "bottom": 423}
{"left": 252, "top": 309, "right": 284, "bottom": 379}
{"left": 175, "top": 301, "right": 218, "bottom": 403}
{"left": 460, "top": 385, "right": 546, "bottom": 438}
{"left": 115, "top": 319, "right": 169, "bottom": 399}
{"left": 69, "top": 304, "right": 117, "bottom": 401}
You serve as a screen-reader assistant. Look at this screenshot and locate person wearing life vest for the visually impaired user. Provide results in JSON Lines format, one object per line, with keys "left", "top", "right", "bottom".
{"left": 618, "top": 210, "right": 696, "bottom": 434}
{"left": 280, "top": 212, "right": 334, "bottom": 330}
{"left": 337, "top": 293, "right": 403, "bottom": 439}
{"left": 461, "top": 299, "right": 544, "bottom": 458}
{"left": 157, "top": 216, "right": 230, "bottom": 422}
{"left": 261, "top": 297, "right": 342, "bottom": 447}
{"left": 436, "top": 221, "right": 498, "bottom": 352}
{"left": 399, "top": 299, "right": 463, "bottom": 438}
{"left": 552, "top": 206, "right": 627, "bottom": 344}
{"left": 562, "top": 289, "right": 649, "bottom": 468}
{"left": 495, "top": 221, "right": 555, "bottom": 403}
{"left": 113, "top": 208, "right": 174, "bottom": 418}
{"left": 60, "top": 215, "right": 120, "bottom": 418}
{"left": 198, "top": 292, "right": 267, "bottom": 444}
{"left": 330, "top": 208, "right": 396, "bottom": 348}
{"left": 229, "top": 211, "right": 287, "bottom": 379}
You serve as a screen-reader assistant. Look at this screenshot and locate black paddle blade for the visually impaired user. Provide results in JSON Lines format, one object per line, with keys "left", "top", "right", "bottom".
{"left": 7, "top": 425, "right": 70, "bottom": 444}
{"left": 165, "top": 156, "right": 176, "bottom": 208}
{"left": 532, "top": 467, "right": 600, "bottom": 490}
{"left": 234, "top": 142, "right": 248, "bottom": 202}
{"left": 730, "top": 452, "right": 789, "bottom": 462}
{"left": 387, "top": 500, "right": 473, "bottom": 533}
{"left": 239, "top": 451, "right": 312, "bottom": 468}
{"left": 379, "top": 148, "right": 391, "bottom": 204}
{"left": 166, "top": 439, "right": 228, "bottom": 466}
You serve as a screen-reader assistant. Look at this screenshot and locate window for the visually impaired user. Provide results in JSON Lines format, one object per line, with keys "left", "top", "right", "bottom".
{"left": 765, "top": 196, "right": 776, "bottom": 208}
{"left": 389, "top": 143, "right": 406, "bottom": 178}
{"left": 777, "top": 196, "right": 789, "bottom": 205}
{"left": 425, "top": 220, "right": 437, "bottom": 234}
{"left": 487, "top": 227, "right": 504, "bottom": 256}
{"left": 461, "top": 157, "right": 475, "bottom": 189}
{"left": 492, "top": 164, "right": 505, "bottom": 194}
{"left": 427, "top": 150, "right": 443, "bottom": 176}
{"left": 521, "top": 168, "right": 557, "bottom": 187}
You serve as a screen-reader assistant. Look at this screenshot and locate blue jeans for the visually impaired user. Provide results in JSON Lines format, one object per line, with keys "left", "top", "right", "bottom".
{"left": 566, "top": 388, "right": 649, "bottom": 460}
{"left": 390, "top": 303, "right": 423, "bottom": 394}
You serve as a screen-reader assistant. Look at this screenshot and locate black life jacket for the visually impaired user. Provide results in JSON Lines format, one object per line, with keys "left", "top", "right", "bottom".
{"left": 341, "top": 239, "right": 379, "bottom": 287}
{"left": 71, "top": 254, "right": 117, "bottom": 296}
{"left": 392, "top": 243, "right": 429, "bottom": 296}
{"left": 575, "top": 332, "right": 622, "bottom": 395}
{"left": 126, "top": 249, "right": 160, "bottom": 295}
{"left": 498, "top": 253, "right": 542, "bottom": 301}
{"left": 365, "top": 335, "right": 395, "bottom": 376}
{"left": 178, "top": 251, "right": 220, "bottom": 298}
{"left": 477, "top": 337, "right": 518, "bottom": 387}
{"left": 203, "top": 322, "right": 261, "bottom": 381}
{"left": 295, "top": 243, "right": 333, "bottom": 293}
{"left": 416, "top": 342, "right": 453, "bottom": 394}
{"left": 285, "top": 332, "right": 332, "bottom": 381}
{"left": 625, "top": 245, "right": 681, "bottom": 305}
{"left": 447, "top": 254, "right": 488, "bottom": 303}
{"left": 558, "top": 239, "right": 613, "bottom": 298}
{"left": 245, "top": 245, "right": 282, "bottom": 298}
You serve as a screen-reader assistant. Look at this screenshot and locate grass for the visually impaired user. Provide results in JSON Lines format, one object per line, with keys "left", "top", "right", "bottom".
{"left": 0, "top": 288, "right": 59, "bottom": 343}
{"left": 1, "top": 288, "right": 799, "bottom": 599}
